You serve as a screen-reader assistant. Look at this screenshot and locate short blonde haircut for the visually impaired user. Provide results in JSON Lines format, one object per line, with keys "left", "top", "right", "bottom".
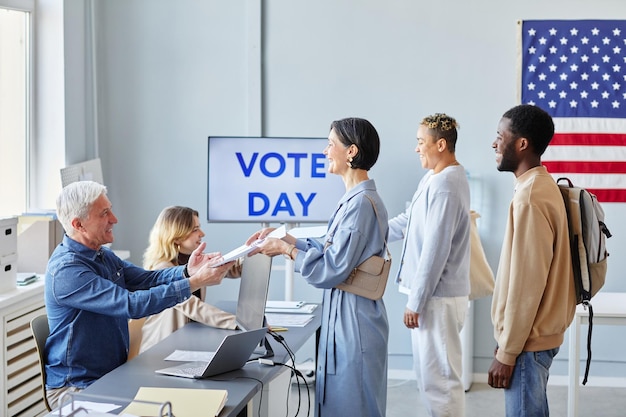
{"left": 421, "top": 113, "right": 459, "bottom": 152}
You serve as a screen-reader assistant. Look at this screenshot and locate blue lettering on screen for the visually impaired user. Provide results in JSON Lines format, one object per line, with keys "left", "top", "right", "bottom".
{"left": 249, "top": 192, "right": 317, "bottom": 216}
{"left": 260, "top": 153, "right": 285, "bottom": 177}
{"left": 236, "top": 152, "right": 257, "bottom": 177}
{"left": 287, "top": 153, "right": 307, "bottom": 177}
{"left": 311, "top": 153, "right": 325, "bottom": 178}
{"left": 236, "top": 152, "right": 326, "bottom": 178}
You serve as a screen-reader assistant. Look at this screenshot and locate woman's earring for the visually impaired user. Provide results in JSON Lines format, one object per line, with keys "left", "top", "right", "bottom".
{"left": 346, "top": 156, "right": 353, "bottom": 168}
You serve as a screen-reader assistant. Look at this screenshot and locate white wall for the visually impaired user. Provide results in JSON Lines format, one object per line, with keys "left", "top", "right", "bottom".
{"left": 31, "top": 0, "right": 97, "bottom": 209}
{"left": 32, "top": 0, "right": 65, "bottom": 209}
{"left": 71, "top": 0, "right": 626, "bottom": 377}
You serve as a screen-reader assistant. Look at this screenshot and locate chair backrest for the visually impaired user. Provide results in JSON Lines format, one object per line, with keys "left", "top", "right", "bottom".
{"left": 127, "top": 317, "right": 146, "bottom": 361}
{"left": 30, "top": 314, "right": 51, "bottom": 412}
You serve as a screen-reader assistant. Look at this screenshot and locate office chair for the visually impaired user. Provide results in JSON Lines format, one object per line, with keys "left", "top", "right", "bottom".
{"left": 30, "top": 314, "right": 52, "bottom": 412}
{"left": 127, "top": 317, "right": 146, "bottom": 361}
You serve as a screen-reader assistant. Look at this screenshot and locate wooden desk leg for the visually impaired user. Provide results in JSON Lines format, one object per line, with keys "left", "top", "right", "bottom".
{"left": 241, "top": 400, "right": 253, "bottom": 417}
{"left": 567, "top": 314, "right": 582, "bottom": 417}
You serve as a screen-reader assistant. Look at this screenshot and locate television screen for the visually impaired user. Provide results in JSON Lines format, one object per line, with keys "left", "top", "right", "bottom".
{"left": 207, "top": 136, "right": 344, "bottom": 223}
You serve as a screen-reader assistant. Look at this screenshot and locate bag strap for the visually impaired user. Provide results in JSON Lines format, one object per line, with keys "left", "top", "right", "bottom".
{"left": 362, "top": 194, "right": 391, "bottom": 260}
{"left": 325, "top": 193, "right": 391, "bottom": 260}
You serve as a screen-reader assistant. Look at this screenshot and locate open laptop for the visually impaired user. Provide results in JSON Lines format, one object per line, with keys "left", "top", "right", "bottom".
{"left": 235, "top": 253, "right": 274, "bottom": 357}
{"left": 155, "top": 327, "right": 268, "bottom": 379}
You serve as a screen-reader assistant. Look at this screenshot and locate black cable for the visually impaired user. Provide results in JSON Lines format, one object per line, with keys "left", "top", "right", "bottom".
{"left": 286, "top": 362, "right": 299, "bottom": 416}
{"left": 268, "top": 331, "right": 301, "bottom": 416}
{"left": 262, "top": 360, "right": 310, "bottom": 417}
{"left": 266, "top": 330, "right": 312, "bottom": 417}
{"left": 292, "top": 364, "right": 311, "bottom": 417}
{"left": 287, "top": 369, "right": 296, "bottom": 416}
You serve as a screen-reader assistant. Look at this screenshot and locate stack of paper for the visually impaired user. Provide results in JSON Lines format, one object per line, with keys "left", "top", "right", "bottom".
{"left": 266, "top": 300, "right": 304, "bottom": 309}
{"left": 265, "top": 313, "right": 315, "bottom": 327}
{"left": 122, "top": 387, "right": 227, "bottom": 417}
{"left": 265, "top": 301, "right": 318, "bottom": 314}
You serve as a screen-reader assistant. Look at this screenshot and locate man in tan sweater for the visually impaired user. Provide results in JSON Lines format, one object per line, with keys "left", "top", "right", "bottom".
{"left": 488, "top": 104, "right": 576, "bottom": 417}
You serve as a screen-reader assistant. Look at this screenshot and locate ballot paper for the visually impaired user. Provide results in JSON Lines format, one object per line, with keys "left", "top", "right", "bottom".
{"left": 212, "top": 225, "right": 286, "bottom": 266}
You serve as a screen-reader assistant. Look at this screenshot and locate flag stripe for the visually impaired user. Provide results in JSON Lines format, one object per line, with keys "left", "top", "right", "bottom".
{"left": 543, "top": 161, "right": 626, "bottom": 173}
{"left": 551, "top": 133, "right": 626, "bottom": 146}
{"left": 543, "top": 145, "right": 626, "bottom": 161}
{"left": 554, "top": 118, "right": 626, "bottom": 134}
{"left": 546, "top": 173, "right": 626, "bottom": 189}
{"left": 587, "top": 189, "right": 626, "bottom": 203}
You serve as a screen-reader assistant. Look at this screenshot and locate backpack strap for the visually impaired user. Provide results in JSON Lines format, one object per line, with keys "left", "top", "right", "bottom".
{"left": 582, "top": 301, "right": 593, "bottom": 385}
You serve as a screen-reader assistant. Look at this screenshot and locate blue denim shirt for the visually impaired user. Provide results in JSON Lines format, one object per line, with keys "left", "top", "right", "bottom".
{"left": 44, "top": 234, "right": 192, "bottom": 389}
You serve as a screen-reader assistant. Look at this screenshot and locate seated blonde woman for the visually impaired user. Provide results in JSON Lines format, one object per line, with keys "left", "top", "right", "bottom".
{"left": 129, "top": 206, "right": 240, "bottom": 358}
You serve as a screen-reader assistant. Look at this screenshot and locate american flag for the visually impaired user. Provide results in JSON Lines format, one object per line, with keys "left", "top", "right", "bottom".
{"left": 520, "top": 20, "right": 626, "bottom": 202}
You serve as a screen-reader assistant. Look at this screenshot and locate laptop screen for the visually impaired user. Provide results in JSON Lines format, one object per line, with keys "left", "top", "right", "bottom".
{"left": 236, "top": 253, "right": 272, "bottom": 331}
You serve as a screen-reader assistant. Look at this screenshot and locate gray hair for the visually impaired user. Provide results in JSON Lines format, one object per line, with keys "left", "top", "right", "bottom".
{"left": 56, "top": 181, "right": 107, "bottom": 237}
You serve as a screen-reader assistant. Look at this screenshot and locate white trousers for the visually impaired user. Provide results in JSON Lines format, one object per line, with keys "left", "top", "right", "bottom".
{"left": 410, "top": 296, "right": 468, "bottom": 417}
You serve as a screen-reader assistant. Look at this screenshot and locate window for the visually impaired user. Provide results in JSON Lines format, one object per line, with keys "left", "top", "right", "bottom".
{"left": 0, "top": 1, "right": 33, "bottom": 218}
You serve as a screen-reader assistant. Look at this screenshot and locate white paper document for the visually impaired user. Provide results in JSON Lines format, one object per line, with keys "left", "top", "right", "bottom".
{"left": 265, "top": 303, "right": 318, "bottom": 314}
{"left": 211, "top": 242, "right": 262, "bottom": 266}
{"left": 266, "top": 300, "right": 305, "bottom": 309}
{"left": 44, "top": 401, "right": 122, "bottom": 417}
{"left": 266, "top": 313, "right": 315, "bottom": 327}
{"left": 212, "top": 225, "right": 286, "bottom": 266}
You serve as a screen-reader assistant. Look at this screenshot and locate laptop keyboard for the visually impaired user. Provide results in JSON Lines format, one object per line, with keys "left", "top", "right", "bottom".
{"left": 177, "top": 363, "right": 208, "bottom": 376}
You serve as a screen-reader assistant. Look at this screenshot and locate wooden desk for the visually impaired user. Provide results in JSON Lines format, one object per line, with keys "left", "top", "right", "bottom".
{"left": 567, "top": 292, "right": 626, "bottom": 417}
{"left": 82, "top": 308, "right": 321, "bottom": 417}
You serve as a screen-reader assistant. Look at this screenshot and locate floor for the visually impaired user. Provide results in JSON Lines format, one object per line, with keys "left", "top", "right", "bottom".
{"left": 287, "top": 378, "right": 626, "bottom": 416}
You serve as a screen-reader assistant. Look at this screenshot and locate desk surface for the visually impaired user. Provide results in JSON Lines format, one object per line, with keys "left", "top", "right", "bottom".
{"left": 568, "top": 292, "right": 626, "bottom": 417}
{"left": 574, "top": 292, "right": 626, "bottom": 318}
{"left": 0, "top": 276, "right": 44, "bottom": 309}
{"left": 83, "top": 306, "right": 321, "bottom": 417}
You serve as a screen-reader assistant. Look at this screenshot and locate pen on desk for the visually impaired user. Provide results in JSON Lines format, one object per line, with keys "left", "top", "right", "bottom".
{"left": 271, "top": 327, "right": 288, "bottom": 332}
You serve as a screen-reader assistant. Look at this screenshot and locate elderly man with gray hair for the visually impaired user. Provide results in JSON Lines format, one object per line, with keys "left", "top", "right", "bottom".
{"left": 44, "top": 181, "right": 234, "bottom": 409}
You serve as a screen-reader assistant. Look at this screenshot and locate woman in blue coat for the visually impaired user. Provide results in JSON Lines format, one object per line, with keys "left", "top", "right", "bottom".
{"left": 249, "top": 117, "right": 390, "bottom": 417}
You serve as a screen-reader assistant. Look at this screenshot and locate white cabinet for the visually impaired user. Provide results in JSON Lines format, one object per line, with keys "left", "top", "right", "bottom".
{"left": 0, "top": 279, "right": 46, "bottom": 417}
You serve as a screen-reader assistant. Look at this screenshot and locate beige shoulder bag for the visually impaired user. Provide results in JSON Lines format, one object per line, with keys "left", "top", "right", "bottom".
{"left": 327, "top": 194, "right": 392, "bottom": 300}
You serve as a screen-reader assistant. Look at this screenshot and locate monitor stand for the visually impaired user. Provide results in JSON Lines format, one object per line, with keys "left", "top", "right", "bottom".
{"left": 253, "top": 336, "right": 274, "bottom": 358}
{"left": 252, "top": 316, "right": 274, "bottom": 358}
